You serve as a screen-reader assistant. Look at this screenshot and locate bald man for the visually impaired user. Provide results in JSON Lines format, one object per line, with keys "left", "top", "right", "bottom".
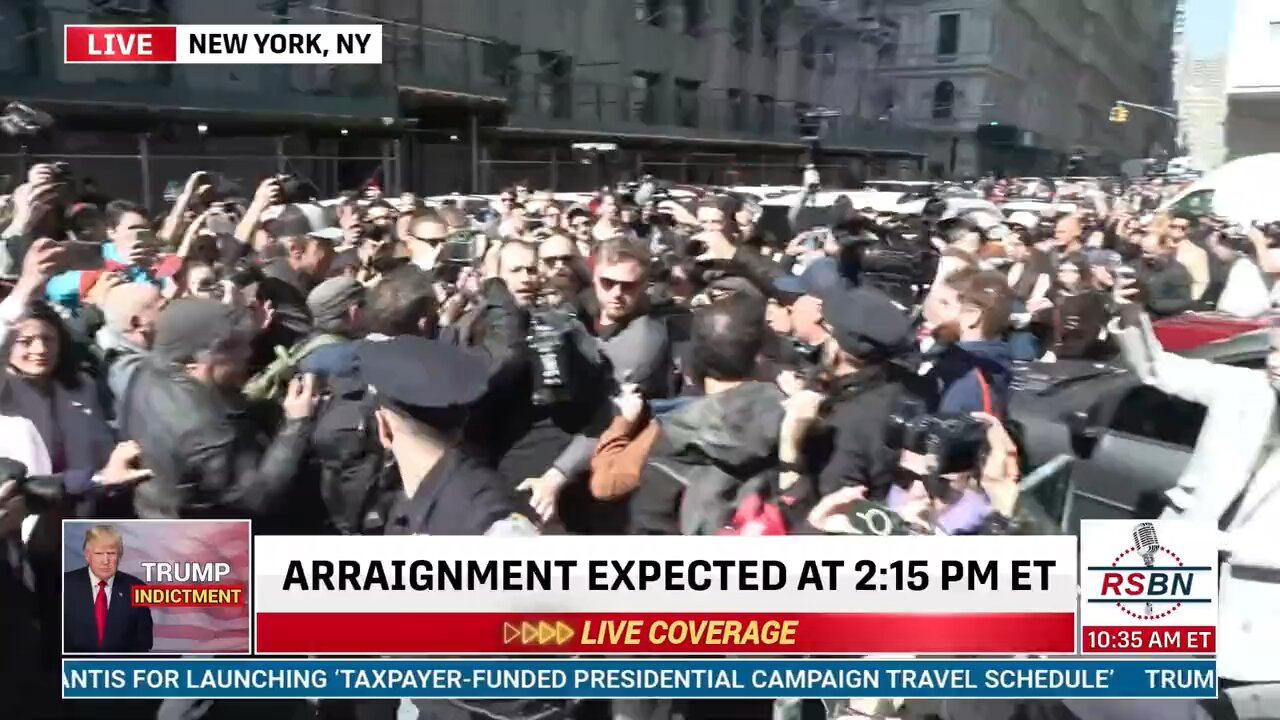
{"left": 97, "top": 282, "right": 164, "bottom": 403}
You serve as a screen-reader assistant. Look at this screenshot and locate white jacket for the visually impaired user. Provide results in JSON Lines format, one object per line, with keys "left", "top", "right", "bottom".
{"left": 1217, "top": 257, "right": 1271, "bottom": 319}
{"left": 1114, "top": 314, "right": 1280, "bottom": 682}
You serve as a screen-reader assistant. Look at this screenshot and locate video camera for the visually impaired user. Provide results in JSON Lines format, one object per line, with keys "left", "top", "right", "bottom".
{"left": 884, "top": 398, "right": 989, "bottom": 495}
{"left": 832, "top": 215, "right": 933, "bottom": 307}
{"left": 527, "top": 299, "right": 582, "bottom": 406}
{"left": 0, "top": 458, "right": 64, "bottom": 515}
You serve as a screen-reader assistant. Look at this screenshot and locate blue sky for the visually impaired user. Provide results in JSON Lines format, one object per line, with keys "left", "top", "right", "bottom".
{"left": 1184, "top": 0, "right": 1234, "bottom": 58}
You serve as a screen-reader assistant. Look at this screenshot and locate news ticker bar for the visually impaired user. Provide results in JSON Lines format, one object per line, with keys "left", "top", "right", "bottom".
{"left": 63, "top": 658, "right": 1218, "bottom": 700}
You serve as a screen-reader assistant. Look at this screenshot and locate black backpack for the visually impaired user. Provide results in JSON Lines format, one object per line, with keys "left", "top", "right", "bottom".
{"left": 310, "top": 376, "right": 397, "bottom": 535}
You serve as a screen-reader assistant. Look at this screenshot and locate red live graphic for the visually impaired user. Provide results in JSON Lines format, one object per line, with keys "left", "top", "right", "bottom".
{"left": 65, "top": 26, "right": 177, "bottom": 63}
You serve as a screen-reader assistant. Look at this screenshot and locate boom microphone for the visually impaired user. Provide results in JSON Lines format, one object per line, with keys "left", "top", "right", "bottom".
{"left": 1133, "top": 522, "right": 1159, "bottom": 615}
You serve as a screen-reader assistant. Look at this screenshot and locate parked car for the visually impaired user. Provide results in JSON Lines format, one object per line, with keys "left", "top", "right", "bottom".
{"left": 1009, "top": 329, "right": 1268, "bottom": 532}
{"left": 1151, "top": 311, "right": 1275, "bottom": 352}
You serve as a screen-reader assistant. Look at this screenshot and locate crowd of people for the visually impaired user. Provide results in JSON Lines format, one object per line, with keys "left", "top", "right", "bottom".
{"left": 0, "top": 163, "right": 1276, "bottom": 720}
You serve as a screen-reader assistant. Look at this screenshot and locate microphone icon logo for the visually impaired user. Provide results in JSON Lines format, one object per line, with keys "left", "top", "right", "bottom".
{"left": 1133, "top": 522, "right": 1160, "bottom": 615}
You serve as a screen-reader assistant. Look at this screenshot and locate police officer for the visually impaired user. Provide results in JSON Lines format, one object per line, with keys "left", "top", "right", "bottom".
{"left": 356, "top": 335, "right": 539, "bottom": 537}
{"left": 354, "top": 337, "right": 575, "bottom": 720}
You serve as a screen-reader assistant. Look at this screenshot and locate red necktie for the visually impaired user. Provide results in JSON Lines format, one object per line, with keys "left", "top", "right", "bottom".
{"left": 94, "top": 580, "right": 108, "bottom": 647}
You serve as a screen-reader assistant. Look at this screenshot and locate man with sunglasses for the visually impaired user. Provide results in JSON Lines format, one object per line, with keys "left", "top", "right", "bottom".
{"left": 537, "top": 233, "right": 585, "bottom": 308}
{"left": 591, "top": 237, "right": 673, "bottom": 399}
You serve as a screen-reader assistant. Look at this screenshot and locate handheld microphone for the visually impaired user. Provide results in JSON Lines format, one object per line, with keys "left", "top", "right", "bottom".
{"left": 1133, "top": 522, "right": 1159, "bottom": 615}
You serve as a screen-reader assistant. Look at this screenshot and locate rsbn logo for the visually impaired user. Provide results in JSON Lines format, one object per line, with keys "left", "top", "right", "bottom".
{"left": 1089, "top": 522, "right": 1214, "bottom": 621}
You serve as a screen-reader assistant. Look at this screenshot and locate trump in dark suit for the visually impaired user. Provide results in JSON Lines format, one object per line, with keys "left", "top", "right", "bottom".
{"left": 64, "top": 525, "right": 153, "bottom": 653}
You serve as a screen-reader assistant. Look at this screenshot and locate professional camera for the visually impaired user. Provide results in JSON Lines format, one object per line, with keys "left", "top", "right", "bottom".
{"left": 0, "top": 458, "right": 63, "bottom": 515}
{"left": 274, "top": 174, "right": 319, "bottom": 204}
{"left": 440, "top": 230, "right": 482, "bottom": 266}
{"left": 884, "top": 398, "right": 989, "bottom": 483}
{"left": 832, "top": 217, "right": 932, "bottom": 307}
{"left": 0, "top": 102, "right": 54, "bottom": 137}
{"left": 526, "top": 300, "right": 580, "bottom": 406}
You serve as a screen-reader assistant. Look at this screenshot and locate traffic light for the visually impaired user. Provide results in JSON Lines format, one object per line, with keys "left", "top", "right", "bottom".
{"left": 1109, "top": 104, "right": 1129, "bottom": 123}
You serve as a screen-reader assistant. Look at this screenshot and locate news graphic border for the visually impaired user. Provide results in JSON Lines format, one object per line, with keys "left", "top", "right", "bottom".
{"left": 1077, "top": 520, "right": 1221, "bottom": 658}
{"left": 61, "top": 657, "right": 1220, "bottom": 701}
{"left": 61, "top": 518, "right": 253, "bottom": 658}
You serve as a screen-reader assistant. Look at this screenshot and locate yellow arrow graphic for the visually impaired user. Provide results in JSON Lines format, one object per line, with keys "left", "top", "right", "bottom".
{"left": 503, "top": 622, "right": 520, "bottom": 644}
{"left": 521, "top": 622, "right": 538, "bottom": 644}
{"left": 537, "top": 621, "right": 556, "bottom": 644}
{"left": 555, "top": 621, "right": 574, "bottom": 645}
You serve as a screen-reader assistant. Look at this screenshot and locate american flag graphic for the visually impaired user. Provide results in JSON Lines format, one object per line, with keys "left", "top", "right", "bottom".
{"left": 63, "top": 520, "right": 252, "bottom": 653}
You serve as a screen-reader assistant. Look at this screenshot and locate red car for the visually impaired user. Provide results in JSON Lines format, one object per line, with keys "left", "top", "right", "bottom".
{"left": 1152, "top": 311, "right": 1275, "bottom": 352}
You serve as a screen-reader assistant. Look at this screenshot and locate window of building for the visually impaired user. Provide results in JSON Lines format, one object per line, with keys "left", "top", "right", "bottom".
{"left": 683, "top": 0, "right": 705, "bottom": 36}
{"left": 482, "top": 41, "right": 521, "bottom": 104}
{"left": 821, "top": 43, "right": 836, "bottom": 75}
{"left": 675, "top": 78, "right": 701, "bottom": 127}
{"left": 536, "top": 51, "right": 572, "bottom": 119}
{"left": 931, "top": 80, "right": 955, "bottom": 119}
{"left": 636, "top": 0, "right": 664, "bottom": 27}
{"left": 761, "top": 0, "right": 780, "bottom": 57}
{"left": 878, "top": 42, "right": 897, "bottom": 66}
{"left": 631, "top": 71, "right": 662, "bottom": 124}
{"left": 1271, "top": 21, "right": 1280, "bottom": 46}
{"left": 800, "top": 32, "right": 816, "bottom": 70}
{"left": 728, "top": 88, "right": 747, "bottom": 131}
{"left": 756, "top": 94, "right": 776, "bottom": 133}
{"left": 936, "top": 13, "right": 960, "bottom": 57}
{"left": 732, "top": 0, "right": 753, "bottom": 51}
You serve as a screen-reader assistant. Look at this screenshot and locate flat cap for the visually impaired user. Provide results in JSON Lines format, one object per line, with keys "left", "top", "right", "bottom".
{"left": 153, "top": 298, "right": 252, "bottom": 362}
{"left": 821, "top": 285, "right": 915, "bottom": 361}
{"left": 307, "top": 276, "right": 363, "bottom": 326}
{"left": 772, "top": 256, "right": 849, "bottom": 300}
{"left": 356, "top": 336, "right": 491, "bottom": 412}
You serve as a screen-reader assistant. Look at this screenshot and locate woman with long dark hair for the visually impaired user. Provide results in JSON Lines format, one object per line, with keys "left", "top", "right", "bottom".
{"left": 0, "top": 300, "right": 145, "bottom": 489}
{"left": 1046, "top": 253, "right": 1112, "bottom": 361}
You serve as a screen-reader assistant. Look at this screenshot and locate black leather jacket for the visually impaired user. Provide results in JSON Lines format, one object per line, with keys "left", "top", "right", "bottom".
{"left": 120, "top": 359, "right": 311, "bottom": 518}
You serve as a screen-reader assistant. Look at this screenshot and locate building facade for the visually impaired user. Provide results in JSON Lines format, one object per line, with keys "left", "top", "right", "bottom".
{"left": 861, "top": 0, "right": 1176, "bottom": 178}
{"left": 1225, "top": 0, "right": 1280, "bottom": 160}
{"left": 0, "top": 0, "right": 934, "bottom": 205}
{"left": 1178, "top": 57, "right": 1229, "bottom": 171}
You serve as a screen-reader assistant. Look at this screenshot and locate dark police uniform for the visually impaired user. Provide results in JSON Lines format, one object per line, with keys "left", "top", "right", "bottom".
{"left": 355, "top": 336, "right": 540, "bottom": 538}
{"left": 354, "top": 338, "right": 569, "bottom": 720}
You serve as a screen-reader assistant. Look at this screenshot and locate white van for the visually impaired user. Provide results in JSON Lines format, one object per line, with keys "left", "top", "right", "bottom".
{"left": 1161, "top": 153, "right": 1280, "bottom": 225}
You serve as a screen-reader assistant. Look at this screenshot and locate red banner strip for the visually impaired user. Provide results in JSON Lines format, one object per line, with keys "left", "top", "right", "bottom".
{"left": 255, "top": 612, "right": 1076, "bottom": 655}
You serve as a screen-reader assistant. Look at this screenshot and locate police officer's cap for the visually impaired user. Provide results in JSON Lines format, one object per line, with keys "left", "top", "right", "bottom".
{"left": 356, "top": 336, "right": 491, "bottom": 413}
{"left": 821, "top": 286, "right": 915, "bottom": 362}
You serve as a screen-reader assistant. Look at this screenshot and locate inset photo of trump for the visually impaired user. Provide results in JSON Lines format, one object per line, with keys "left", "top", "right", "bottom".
{"left": 62, "top": 519, "right": 251, "bottom": 655}
{"left": 63, "top": 524, "right": 152, "bottom": 654}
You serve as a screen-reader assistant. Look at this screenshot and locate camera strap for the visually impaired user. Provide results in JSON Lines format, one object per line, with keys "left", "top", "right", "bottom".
{"left": 975, "top": 369, "right": 993, "bottom": 415}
